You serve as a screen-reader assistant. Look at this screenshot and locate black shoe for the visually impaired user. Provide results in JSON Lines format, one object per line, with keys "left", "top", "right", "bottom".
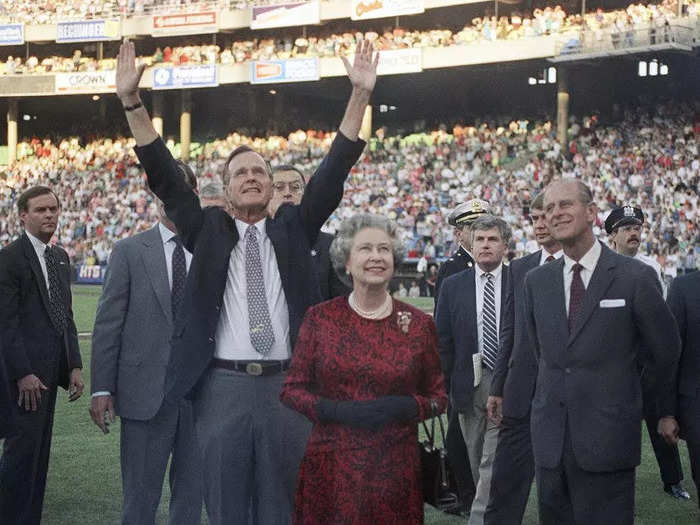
{"left": 664, "top": 483, "right": 691, "bottom": 500}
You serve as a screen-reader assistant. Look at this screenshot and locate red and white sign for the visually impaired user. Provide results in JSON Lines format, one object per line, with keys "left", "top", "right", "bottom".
{"left": 351, "top": 0, "right": 424, "bottom": 20}
{"left": 152, "top": 12, "right": 218, "bottom": 36}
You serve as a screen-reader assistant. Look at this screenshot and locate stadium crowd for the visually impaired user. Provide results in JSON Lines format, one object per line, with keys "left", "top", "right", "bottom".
{"left": 0, "top": 99, "right": 697, "bottom": 279}
{"left": 2, "top": 0, "right": 697, "bottom": 74}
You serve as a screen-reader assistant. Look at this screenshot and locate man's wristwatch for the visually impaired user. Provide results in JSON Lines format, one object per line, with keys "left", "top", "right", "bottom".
{"left": 123, "top": 101, "right": 143, "bottom": 112}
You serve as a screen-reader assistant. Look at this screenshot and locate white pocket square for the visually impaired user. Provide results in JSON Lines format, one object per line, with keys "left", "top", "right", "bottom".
{"left": 600, "top": 299, "right": 625, "bottom": 308}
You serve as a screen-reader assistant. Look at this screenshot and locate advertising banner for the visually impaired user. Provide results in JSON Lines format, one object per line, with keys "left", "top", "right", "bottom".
{"left": 76, "top": 265, "right": 106, "bottom": 284}
{"left": 351, "top": 0, "right": 424, "bottom": 20}
{"left": 152, "top": 11, "right": 218, "bottom": 36}
{"left": 55, "top": 70, "right": 116, "bottom": 94}
{"left": 152, "top": 64, "right": 218, "bottom": 90}
{"left": 375, "top": 48, "right": 422, "bottom": 75}
{"left": 251, "top": 1, "right": 320, "bottom": 30}
{"left": 0, "top": 24, "right": 24, "bottom": 46}
{"left": 56, "top": 19, "right": 120, "bottom": 43}
{"left": 250, "top": 57, "right": 319, "bottom": 84}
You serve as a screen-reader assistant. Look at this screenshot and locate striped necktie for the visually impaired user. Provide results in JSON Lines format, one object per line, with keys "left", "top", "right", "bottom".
{"left": 482, "top": 273, "right": 498, "bottom": 370}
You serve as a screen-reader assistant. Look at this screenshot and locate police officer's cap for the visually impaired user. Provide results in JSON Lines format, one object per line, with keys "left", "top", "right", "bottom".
{"left": 448, "top": 199, "right": 490, "bottom": 227}
{"left": 604, "top": 205, "right": 644, "bottom": 235}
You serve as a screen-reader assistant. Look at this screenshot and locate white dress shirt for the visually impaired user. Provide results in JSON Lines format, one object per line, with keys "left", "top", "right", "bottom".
{"left": 635, "top": 252, "right": 665, "bottom": 297}
{"left": 26, "top": 231, "right": 50, "bottom": 294}
{"left": 214, "top": 218, "right": 291, "bottom": 361}
{"left": 475, "top": 263, "right": 503, "bottom": 358}
{"left": 158, "top": 222, "right": 193, "bottom": 288}
{"left": 539, "top": 248, "right": 563, "bottom": 266}
{"left": 563, "top": 240, "right": 602, "bottom": 316}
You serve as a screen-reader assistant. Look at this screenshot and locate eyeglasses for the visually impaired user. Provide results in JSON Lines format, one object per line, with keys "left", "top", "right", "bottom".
{"left": 272, "top": 182, "right": 304, "bottom": 194}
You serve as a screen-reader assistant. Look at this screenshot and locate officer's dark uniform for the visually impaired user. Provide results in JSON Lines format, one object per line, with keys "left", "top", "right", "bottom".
{"left": 434, "top": 199, "right": 490, "bottom": 514}
{"left": 606, "top": 205, "right": 689, "bottom": 500}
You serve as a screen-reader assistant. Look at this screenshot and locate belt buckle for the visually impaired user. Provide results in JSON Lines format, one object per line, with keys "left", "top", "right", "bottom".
{"left": 246, "top": 362, "right": 263, "bottom": 376}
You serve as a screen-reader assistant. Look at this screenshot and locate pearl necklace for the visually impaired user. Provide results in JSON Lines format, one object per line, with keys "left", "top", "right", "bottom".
{"left": 348, "top": 291, "right": 393, "bottom": 320}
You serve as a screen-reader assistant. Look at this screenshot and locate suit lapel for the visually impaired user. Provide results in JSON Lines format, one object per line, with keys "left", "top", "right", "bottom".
{"left": 22, "top": 234, "right": 52, "bottom": 317}
{"left": 140, "top": 226, "right": 173, "bottom": 324}
{"left": 266, "top": 217, "right": 290, "bottom": 293}
{"left": 568, "top": 245, "right": 616, "bottom": 345}
{"left": 542, "top": 258, "right": 569, "bottom": 347}
{"left": 458, "top": 269, "right": 478, "bottom": 353}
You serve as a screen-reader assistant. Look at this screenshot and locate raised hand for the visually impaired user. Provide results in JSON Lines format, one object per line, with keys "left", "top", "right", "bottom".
{"left": 341, "top": 38, "right": 379, "bottom": 94}
{"left": 116, "top": 39, "right": 146, "bottom": 105}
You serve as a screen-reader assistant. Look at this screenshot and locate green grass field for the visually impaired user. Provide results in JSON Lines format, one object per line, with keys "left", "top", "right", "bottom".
{"left": 38, "top": 287, "right": 698, "bottom": 523}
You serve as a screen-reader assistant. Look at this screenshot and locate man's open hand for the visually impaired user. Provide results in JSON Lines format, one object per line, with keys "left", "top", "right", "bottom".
{"left": 116, "top": 39, "right": 146, "bottom": 105}
{"left": 341, "top": 38, "right": 379, "bottom": 94}
{"left": 17, "top": 374, "right": 48, "bottom": 411}
{"left": 89, "top": 395, "right": 116, "bottom": 434}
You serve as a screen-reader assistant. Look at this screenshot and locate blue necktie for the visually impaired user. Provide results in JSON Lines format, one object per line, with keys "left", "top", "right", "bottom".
{"left": 171, "top": 236, "right": 186, "bottom": 321}
{"left": 45, "top": 245, "right": 67, "bottom": 333}
{"left": 245, "top": 225, "right": 275, "bottom": 356}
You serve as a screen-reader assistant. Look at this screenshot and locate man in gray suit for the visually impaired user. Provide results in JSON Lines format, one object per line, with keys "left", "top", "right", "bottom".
{"left": 523, "top": 179, "right": 681, "bottom": 524}
{"left": 89, "top": 162, "right": 202, "bottom": 525}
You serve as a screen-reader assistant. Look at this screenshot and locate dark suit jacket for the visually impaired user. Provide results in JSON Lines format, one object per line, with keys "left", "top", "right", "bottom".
{"left": 524, "top": 243, "right": 680, "bottom": 472}
{"left": 135, "top": 134, "right": 365, "bottom": 403}
{"left": 490, "top": 250, "right": 541, "bottom": 420}
{"left": 0, "top": 234, "right": 82, "bottom": 395}
{"left": 434, "top": 246, "right": 473, "bottom": 314}
{"left": 0, "top": 349, "right": 13, "bottom": 438}
{"left": 436, "top": 265, "right": 509, "bottom": 412}
{"left": 668, "top": 272, "right": 700, "bottom": 403}
{"left": 312, "top": 232, "right": 349, "bottom": 301}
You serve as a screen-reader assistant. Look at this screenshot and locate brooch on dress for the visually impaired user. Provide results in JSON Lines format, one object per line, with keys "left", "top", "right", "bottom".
{"left": 397, "top": 311, "right": 412, "bottom": 334}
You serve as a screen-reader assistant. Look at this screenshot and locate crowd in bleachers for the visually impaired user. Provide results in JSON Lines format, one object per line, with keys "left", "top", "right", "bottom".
{"left": 2, "top": 1, "right": 697, "bottom": 74}
{"left": 1, "top": 100, "right": 698, "bottom": 276}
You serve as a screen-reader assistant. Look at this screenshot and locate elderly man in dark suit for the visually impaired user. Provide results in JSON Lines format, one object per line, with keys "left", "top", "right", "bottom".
{"left": 89, "top": 162, "right": 202, "bottom": 525}
{"left": 668, "top": 271, "right": 700, "bottom": 511}
{"left": 0, "top": 185, "right": 83, "bottom": 525}
{"left": 436, "top": 215, "right": 511, "bottom": 525}
{"left": 115, "top": 38, "right": 375, "bottom": 524}
{"left": 484, "top": 192, "right": 561, "bottom": 525}
{"left": 523, "top": 179, "right": 681, "bottom": 524}
{"left": 268, "top": 164, "right": 349, "bottom": 300}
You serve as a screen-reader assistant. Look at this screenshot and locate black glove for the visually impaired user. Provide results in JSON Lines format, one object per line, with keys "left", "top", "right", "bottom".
{"left": 367, "top": 395, "right": 418, "bottom": 422}
{"left": 316, "top": 396, "right": 418, "bottom": 429}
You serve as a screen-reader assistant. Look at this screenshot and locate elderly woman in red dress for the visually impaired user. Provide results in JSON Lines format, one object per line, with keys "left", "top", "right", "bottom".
{"left": 280, "top": 213, "right": 447, "bottom": 524}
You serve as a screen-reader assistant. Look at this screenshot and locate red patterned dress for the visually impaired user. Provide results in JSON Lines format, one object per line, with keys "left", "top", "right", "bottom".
{"left": 280, "top": 296, "right": 447, "bottom": 525}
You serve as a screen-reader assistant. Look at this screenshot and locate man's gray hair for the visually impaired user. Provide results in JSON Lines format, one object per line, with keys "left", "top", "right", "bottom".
{"left": 470, "top": 215, "right": 512, "bottom": 246}
{"left": 200, "top": 181, "right": 225, "bottom": 199}
{"left": 330, "top": 213, "right": 404, "bottom": 286}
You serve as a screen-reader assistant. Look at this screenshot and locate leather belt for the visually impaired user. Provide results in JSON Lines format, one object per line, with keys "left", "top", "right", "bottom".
{"left": 211, "top": 358, "right": 291, "bottom": 377}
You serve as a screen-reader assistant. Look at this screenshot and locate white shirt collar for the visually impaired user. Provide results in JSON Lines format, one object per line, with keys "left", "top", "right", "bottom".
{"left": 158, "top": 222, "right": 178, "bottom": 245}
{"left": 563, "top": 240, "right": 602, "bottom": 274}
{"left": 475, "top": 262, "right": 503, "bottom": 279}
{"left": 235, "top": 217, "right": 267, "bottom": 239}
{"left": 26, "top": 231, "right": 49, "bottom": 254}
{"left": 540, "top": 248, "right": 563, "bottom": 265}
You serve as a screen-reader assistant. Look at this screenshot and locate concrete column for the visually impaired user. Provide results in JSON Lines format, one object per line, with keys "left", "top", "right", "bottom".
{"left": 556, "top": 68, "right": 569, "bottom": 147}
{"left": 180, "top": 90, "right": 191, "bottom": 161}
{"left": 7, "top": 99, "right": 18, "bottom": 164}
{"left": 359, "top": 104, "right": 372, "bottom": 142}
{"left": 152, "top": 91, "right": 164, "bottom": 137}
